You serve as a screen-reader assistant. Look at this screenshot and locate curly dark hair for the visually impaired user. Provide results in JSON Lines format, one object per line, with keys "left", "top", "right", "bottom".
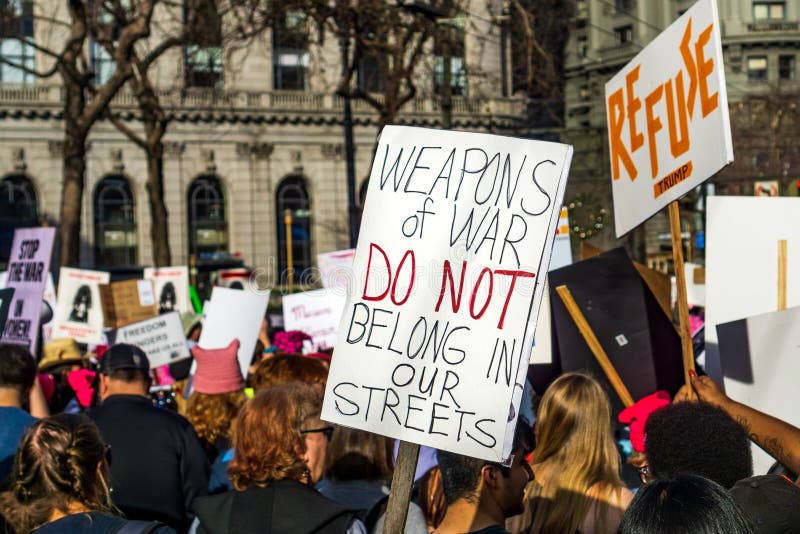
{"left": 645, "top": 401, "right": 752, "bottom": 489}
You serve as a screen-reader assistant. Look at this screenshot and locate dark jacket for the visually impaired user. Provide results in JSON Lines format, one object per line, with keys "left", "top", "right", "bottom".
{"left": 193, "top": 479, "right": 357, "bottom": 534}
{"left": 89, "top": 395, "right": 210, "bottom": 532}
{"left": 34, "top": 512, "right": 175, "bottom": 534}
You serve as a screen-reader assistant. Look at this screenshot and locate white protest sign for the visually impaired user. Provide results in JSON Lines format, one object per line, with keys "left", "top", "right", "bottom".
{"left": 282, "top": 289, "right": 347, "bottom": 352}
{"left": 108, "top": 312, "right": 190, "bottom": 368}
{"left": 322, "top": 126, "right": 572, "bottom": 462}
{"left": 52, "top": 268, "right": 110, "bottom": 344}
{"left": 143, "top": 266, "right": 191, "bottom": 314}
{"left": 317, "top": 249, "right": 356, "bottom": 295}
{"left": 606, "top": 0, "right": 732, "bottom": 237}
{"left": 199, "top": 287, "right": 269, "bottom": 377}
{"left": 717, "top": 307, "right": 800, "bottom": 474}
{"left": 704, "top": 196, "right": 800, "bottom": 385}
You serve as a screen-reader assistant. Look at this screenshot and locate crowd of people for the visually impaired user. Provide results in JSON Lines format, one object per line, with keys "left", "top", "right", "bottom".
{"left": 1, "top": 310, "right": 799, "bottom": 534}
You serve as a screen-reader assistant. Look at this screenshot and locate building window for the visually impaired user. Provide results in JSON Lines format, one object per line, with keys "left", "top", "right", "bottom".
{"left": 614, "top": 25, "right": 633, "bottom": 45}
{"left": 615, "top": 0, "right": 632, "bottom": 12}
{"left": 94, "top": 175, "right": 137, "bottom": 267}
{"left": 434, "top": 20, "right": 467, "bottom": 97}
{"left": 753, "top": 1, "right": 785, "bottom": 20}
{"left": 273, "top": 11, "right": 309, "bottom": 90}
{"left": 576, "top": 35, "right": 588, "bottom": 59}
{"left": 779, "top": 55, "right": 795, "bottom": 80}
{"left": 187, "top": 174, "right": 227, "bottom": 261}
{"left": 747, "top": 56, "right": 768, "bottom": 81}
{"left": 0, "top": 174, "right": 37, "bottom": 265}
{"left": 90, "top": 41, "right": 116, "bottom": 85}
{"left": 358, "top": 51, "right": 387, "bottom": 93}
{"left": 276, "top": 175, "right": 311, "bottom": 283}
{"left": 0, "top": 0, "right": 34, "bottom": 83}
{"left": 184, "top": 1, "right": 223, "bottom": 88}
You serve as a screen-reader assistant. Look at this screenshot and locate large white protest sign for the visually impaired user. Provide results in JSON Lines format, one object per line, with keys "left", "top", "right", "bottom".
{"left": 52, "top": 268, "right": 110, "bottom": 345}
{"left": 606, "top": 0, "right": 732, "bottom": 237}
{"left": 199, "top": 287, "right": 269, "bottom": 377}
{"left": 322, "top": 126, "right": 572, "bottom": 462}
{"left": 282, "top": 289, "right": 347, "bottom": 352}
{"left": 108, "top": 312, "right": 190, "bottom": 368}
{"left": 317, "top": 249, "right": 356, "bottom": 295}
{"left": 143, "top": 266, "right": 191, "bottom": 314}
{"left": 705, "top": 196, "right": 800, "bottom": 385}
{"left": 0, "top": 228, "right": 55, "bottom": 354}
{"left": 717, "top": 307, "right": 800, "bottom": 474}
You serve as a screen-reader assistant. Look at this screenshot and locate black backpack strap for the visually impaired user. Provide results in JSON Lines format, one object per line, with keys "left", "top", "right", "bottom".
{"left": 363, "top": 494, "right": 390, "bottom": 533}
{"left": 116, "top": 520, "right": 164, "bottom": 534}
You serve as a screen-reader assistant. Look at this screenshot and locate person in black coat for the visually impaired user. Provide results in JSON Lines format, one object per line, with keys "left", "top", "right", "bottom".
{"left": 89, "top": 344, "right": 209, "bottom": 532}
{"left": 193, "top": 383, "right": 362, "bottom": 534}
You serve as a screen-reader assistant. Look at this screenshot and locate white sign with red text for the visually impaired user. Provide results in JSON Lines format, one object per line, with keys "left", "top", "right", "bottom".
{"left": 143, "top": 266, "right": 190, "bottom": 315}
{"left": 282, "top": 289, "right": 347, "bottom": 352}
{"left": 606, "top": 0, "right": 732, "bottom": 236}
{"left": 321, "top": 126, "right": 572, "bottom": 462}
{"left": 52, "top": 268, "right": 110, "bottom": 344}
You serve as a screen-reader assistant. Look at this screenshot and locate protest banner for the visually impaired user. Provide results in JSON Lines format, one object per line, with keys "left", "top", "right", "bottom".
{"left": 321, "top": 125, "right": 572, "bottom": 462}
{"left": 0, "top": 288, "right": 13, "bottom": 334}
{"left": 717, "top": 306, "right": 800, "bottom": 474}
{"left": 100, "top": 279, "right": 159, "bottom": 328}
{"left": 215, "top": 268, "right": 251, "bottom": 290}
{"left": 143, "top": 266, "right": 191, "bottom": 314}
{"left": 199, "top": 287, "right": 270, "bottom": 377}
{"left": 317, "top": 249, "right": 356, "bottom": 294}
{"left": 606, "top": 0, "right": 732, "bottom": 236}
{"left": 282, "top": 289, "right": 347, "bottom": 352}
{"left": 704, "top": 197, "right": 800, "bottom": 384}
{"left": 52, "top": 268, "right": 110, "bottom": 344}
{"left": 550, "top": 207, "right": 573, "bottom": 271}
{"left": 0, "top": 228, "right": 55, "bottom": 354}
{"left": 108, "top": 312, "right": 190, "bottom": 368}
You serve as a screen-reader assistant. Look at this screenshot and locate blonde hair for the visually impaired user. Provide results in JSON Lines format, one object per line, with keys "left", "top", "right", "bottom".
{"left": 528, "top": 373, "right": 623, "bottom": 534}
{"left": 186, "top": 390, "right": 247, "bottom": 450}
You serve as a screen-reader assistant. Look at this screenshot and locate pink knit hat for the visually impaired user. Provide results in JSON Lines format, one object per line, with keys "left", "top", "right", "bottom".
{"left": 191, "top": 339, "right": 245, "bottom": 394}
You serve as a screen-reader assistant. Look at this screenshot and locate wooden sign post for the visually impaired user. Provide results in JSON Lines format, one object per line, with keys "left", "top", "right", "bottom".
{"left": 383, "top": 441, "right": 420, "bottom": 534}
{"left": 777, "top": 240, "right": 787, "bottom": 311}
{"left": 555, "top": 285, "right": 634, "bottom": 407}
{"left": 668, "top": 201, "right": 696, "bottom": 388}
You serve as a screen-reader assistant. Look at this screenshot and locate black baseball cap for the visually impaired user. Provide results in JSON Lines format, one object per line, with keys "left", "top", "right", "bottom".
{"left": 99, "top": 344, "right": 150, "bottom": 374}
{"left": 731, "top": 474, "right": 800, "bottom": 533}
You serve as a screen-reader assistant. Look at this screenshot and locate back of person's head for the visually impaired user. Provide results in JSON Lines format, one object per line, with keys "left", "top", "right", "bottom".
{"left": 620, "top": 475, "right": 755, "bottom": 534}
{"left": 325, "top": 426, "right": 393, "bottom": 483}
{"left": 0, "top": 344, "right": 36, "bottom": 396}
{"left": 1, "top": 414, "right": 112, "bottom": 533}
{"left": 250, "top": 353, "right": 328, "bottom": 391}
{"left": 437, "top": 419, "right": 534, "bottom": 507}
{"left": 228, "top": 382, "right": 321, "bottom": 490}
{"left": 98, "top": 344, "right": 151, "bottom": 386}
{"left": 529, "top": 373, "right": 622, "bottom": 534}
{"left": 645, "top": 401, "right": 752, "bottom": 488}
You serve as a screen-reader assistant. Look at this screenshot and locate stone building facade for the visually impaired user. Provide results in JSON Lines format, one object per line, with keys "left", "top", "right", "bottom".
{"left": 0, "top": 2, "right": 525, "bottom": 283}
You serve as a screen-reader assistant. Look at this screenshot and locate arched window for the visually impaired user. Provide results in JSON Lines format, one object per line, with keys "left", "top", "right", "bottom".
{"left": 276, "top": 175, "right": 311, "bottom": 283}
{"left": 188, "top": 174, "right": 228, "bottom": 260}
{"left": 94, "top": 175, "right": 137, "bottom": 267}
{"left": 0, "top": 174, "right": 38, "bottom": 265}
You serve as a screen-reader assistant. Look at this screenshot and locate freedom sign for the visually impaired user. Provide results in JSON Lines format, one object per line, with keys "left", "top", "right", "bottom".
{"left": 0, "top": 228, "right": 55, "bottom": 354}
{"left": 108, "top": 312, "right": 190, "bottom": 368}
{"left": 322, "top": 126, "right": 572, "bottom": 461}
{"left": 606, "top": 0, "right": 732, "bottom": 237}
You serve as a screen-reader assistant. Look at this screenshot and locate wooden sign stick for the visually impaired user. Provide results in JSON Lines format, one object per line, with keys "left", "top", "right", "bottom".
{"left": 383, "top": 441, "right": 420, "bottom": 534}
{"left": 556, "top": 285, "right": 634, "bottom": 407}
{"left": 668, "top": 201, "right": 696, "bottom": 388}
{"left": 778, "top": 240, "right": 787, "bottom": 311}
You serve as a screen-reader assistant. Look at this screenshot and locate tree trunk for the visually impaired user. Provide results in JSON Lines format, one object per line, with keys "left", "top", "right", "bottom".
{"left": 145, "top": 142, "right": 171, "bottom": 266}
{"left": 58, "top": 84, "right": 88, "bottom": 268}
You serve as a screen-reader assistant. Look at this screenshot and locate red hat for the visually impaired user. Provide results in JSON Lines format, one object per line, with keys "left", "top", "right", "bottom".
{"left": 618, "top": 390, "right": 671, "bottom": 453}
{"left": 191, "top": 339, "right": 245, "bottom": 395}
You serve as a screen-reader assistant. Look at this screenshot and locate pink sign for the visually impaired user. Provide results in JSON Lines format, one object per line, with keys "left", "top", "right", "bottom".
{"left": 1, "top": 227, "right": 55, "bottom": 354}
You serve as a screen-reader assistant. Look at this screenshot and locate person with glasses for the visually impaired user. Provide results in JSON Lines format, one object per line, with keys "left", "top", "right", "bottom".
{"left": 192, "top": 383, "right": 365, "bottom": 533}
{"left": 433, "top": 419, "right": 535, "bottom": 534}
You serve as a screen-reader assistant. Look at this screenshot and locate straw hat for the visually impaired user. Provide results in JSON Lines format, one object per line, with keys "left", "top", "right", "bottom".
{"left": 39, "top": 338, "right": 84, "bottom": 371}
